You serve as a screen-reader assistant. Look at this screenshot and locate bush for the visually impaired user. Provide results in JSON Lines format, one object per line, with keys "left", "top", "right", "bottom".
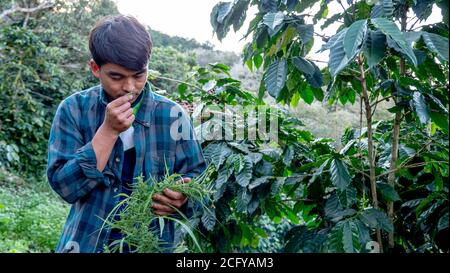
{"left": 0, "top": 170, "right": 69, "bottom": 253}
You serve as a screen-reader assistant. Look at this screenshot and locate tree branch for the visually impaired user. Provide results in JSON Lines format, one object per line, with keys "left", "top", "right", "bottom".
{"left": 376, "top": 161, "right": 448, "bottom": 179}
{"left": 370, "top": 95, "right": 394, "bottom": 109}
{"left": 0, "top": 1, "right": 54, "bottom": 21}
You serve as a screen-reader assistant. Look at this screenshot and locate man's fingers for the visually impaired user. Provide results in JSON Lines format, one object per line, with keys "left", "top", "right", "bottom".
{"left": 163, "top": 188, "right": 185, "bottom": 200}
{"left": 115, "top": 101, "right": 132, "bottom": 114}
{"left": 154, "top": 210, "right": 171, "bottom": 216}
{"left": 124, "top": 113, "right": 135, "bottom": 125}
{"left": 153, "top": 193, "right": 179, "bottom": 207}
{"left": 152, "top": 177, "right": 191, "bottom": 215}
{"left": 152, "top": 202, "right": 174, "bottom": 213}
{"left": 110, "top": 93, "right": 134, "bottom": 108}
{"left": 176, "top": 177, "right": 191, "bottom": 184}
{"left": 118, "top": 108, "right": 133, "bottom": 120}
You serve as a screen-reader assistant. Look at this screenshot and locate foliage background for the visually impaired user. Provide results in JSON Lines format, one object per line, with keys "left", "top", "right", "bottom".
{"left": 0, "top": 0, "right": 448, "bottom": 253}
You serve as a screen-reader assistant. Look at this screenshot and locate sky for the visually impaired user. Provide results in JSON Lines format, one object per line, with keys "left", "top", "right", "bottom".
{"left": 114, "top": 0, "right": 443, "bottom": 62}
{"left": 114, "top": 0, "right": 254, "bottom": 53}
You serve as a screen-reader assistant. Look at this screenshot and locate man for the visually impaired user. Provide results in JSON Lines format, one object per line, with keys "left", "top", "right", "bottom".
{"left": 47, "top": 15, "right": 206, "bottom": 253}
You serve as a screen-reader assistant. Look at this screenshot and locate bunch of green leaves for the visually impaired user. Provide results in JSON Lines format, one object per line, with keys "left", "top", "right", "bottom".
{"left": 208, "top": 0, "right": 449, "bottom": 253}
{"left": 0, "top": 25, "right": 66, "bottom": 176}
{"left": 283, "top": 118, "right": 448, "bottom": 253}
{"left": 0, "top": 0, "right": 123, "bottom": 176}
{"left": 100, "top": 167, "right": 214, "bottom": 253}
{"left": 169, "top": 64, "right": 329, "bottom": 252}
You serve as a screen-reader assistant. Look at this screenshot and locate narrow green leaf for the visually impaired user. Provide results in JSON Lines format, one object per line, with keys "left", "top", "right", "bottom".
{"left": 270, "top": 177, "right": 285, "bottom": 196}
{"left": 427, "top": 93, "right": 449, "bottom": 114}
{"left": 230, "top": 0, "right": 250, "bottom": 32}
{"left": 311, "top": 158, "right": 331, "bottom": 183}
{"left": 283, "top": 145, "right": 295, "bottom": 166}
{"left": 382, "top": 0, "right": 394, "bottom": 18}
{"left": 217, "top": 2, "right": 233, "bottom": 23}
{"left": 429, "top": 111, "right": 449, "bottom": 134}
{"left": 292, "top": 56, "right": 315, "bottom": 73}
{"left": 236, "top": 187, "right": 252, "bottom": 212}
{"left": 412, "top": 0, "right": 433, "bottom": 21}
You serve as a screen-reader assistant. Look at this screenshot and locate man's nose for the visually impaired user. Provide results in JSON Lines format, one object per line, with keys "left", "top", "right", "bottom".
{"left": 122, "top": 78, "right": 136, "bottom": 93}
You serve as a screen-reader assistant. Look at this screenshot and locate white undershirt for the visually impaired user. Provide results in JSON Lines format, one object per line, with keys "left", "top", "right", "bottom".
{"left": 119, "top": 126, "right": 135, "bottom": 151}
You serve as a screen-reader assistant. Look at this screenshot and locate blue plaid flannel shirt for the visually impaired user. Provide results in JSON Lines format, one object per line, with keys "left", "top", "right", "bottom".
{"left": 47, "top": 82, "right": 206, "bottom": 253}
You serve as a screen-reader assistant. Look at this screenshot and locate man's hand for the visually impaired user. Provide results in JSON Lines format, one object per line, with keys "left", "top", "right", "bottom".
{"left": 102, "top": 93, "right": 135, "bottom": 135}
{"left": 152, "top": 177, "right": 191, "bottom": 216}
{"left": 92, "top": 93, "right": 134, "bottom": 172}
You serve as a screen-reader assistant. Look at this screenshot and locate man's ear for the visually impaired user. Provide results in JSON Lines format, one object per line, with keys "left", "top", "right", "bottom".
{"left": 89, "top": 59, "right": 101, "bottom": 78}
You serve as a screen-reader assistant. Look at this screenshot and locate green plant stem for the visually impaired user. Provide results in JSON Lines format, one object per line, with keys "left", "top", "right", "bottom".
{"left": 358, "top": 54, "right": 383, "bottom": 252}
{"left": 387, "top": 4, "right": 409, "bottom": 250}
{"left": 154, "top": 75, "right": 202, "bottom": 91}
{"left": 377, "top": 161, "right": 448, "bottom": 179}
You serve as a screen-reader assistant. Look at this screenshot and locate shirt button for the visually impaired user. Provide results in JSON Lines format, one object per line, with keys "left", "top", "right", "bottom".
{"left": 115, "top": 157, "right": 120, "bottom": 163}
{"left": 113, "top": 187, "right": 118, "bottom": 193}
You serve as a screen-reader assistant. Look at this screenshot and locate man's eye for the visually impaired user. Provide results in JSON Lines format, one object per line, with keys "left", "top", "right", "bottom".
{"left": 111, "top": 76, "right": 122, "bottom": 80}
{"left": 135, "top": 74, "right": 144, "bottom": 79}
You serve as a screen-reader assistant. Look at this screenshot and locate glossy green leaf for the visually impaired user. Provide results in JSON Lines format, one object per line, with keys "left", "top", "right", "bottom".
{"left": 330, "top": 158, "right": 351, "bottom": 191}
{"left": 329, "top": 29, "right": 351, "bottom": 77}
{"left": 422, "top": 32, "right": 449, "bottom": 61}
{"left": 263, "top": 12, "right": 285, "bottom": 31}
{"left": 344, "top": 19, "right": 368, "bottom": 59}
{"left": 359, "top": 208, "right": 394, "bottom": 233}
{"left": 299, "top": 86, "right": 314, "bottom": 104}
{"left": 371, "top": 18, "right": 417, "bottom": 66}
{"left": 413, "top": 92, "right": 430, "bottom": 124}
{"left": 363, "top": 30, "right": 386, "bottom": 68}
{"left": 264, "top": 59, "right": 287, "bottom": 98}
{"left": 235, "top": 156, "right": 253, "bottom": 187}
{"left": 377, "top": 182, "right": 401, "bottom": 202}
{"left": 296, "top": 23, "right": 314, "bottom": 44}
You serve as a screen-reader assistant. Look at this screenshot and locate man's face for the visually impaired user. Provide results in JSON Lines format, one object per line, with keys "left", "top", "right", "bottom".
{"left": 89, "top": 60, "right": 148, "bottom": 103}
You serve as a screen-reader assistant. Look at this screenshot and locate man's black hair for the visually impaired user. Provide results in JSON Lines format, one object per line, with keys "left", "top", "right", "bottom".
{"left": 89, "top": 15, "right": 152, "bottom": 71}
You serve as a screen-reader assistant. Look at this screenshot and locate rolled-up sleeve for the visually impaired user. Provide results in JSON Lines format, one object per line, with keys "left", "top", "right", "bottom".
{"left": 47, "top": 99, "right": 112, "bottom": 204}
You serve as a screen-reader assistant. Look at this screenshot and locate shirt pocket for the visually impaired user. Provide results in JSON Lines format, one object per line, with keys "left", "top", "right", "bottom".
{"left": 150, "top": 150, "right": 176, "bottom": 181}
